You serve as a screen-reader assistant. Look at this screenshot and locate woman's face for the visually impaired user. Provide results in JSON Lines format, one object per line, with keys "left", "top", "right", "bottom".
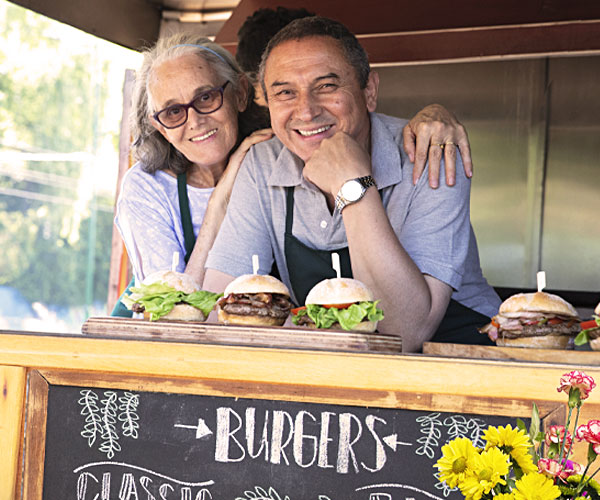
{"left": 148, "top": 53, "right": 245, "bottom": 172}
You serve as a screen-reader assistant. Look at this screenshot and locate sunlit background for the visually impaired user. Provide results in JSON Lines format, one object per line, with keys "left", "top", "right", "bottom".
{"left": 0, "top": 0, "right": 142, "bottom": 332}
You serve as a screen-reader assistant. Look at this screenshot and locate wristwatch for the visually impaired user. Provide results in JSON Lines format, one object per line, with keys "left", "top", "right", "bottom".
{"left": 335, "top": 175, "right": 377, "bottom": 213}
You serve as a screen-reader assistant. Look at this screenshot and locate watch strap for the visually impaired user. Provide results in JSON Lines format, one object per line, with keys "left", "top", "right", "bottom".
{"left": 335, "top": 175, "right": 376, "bottom": 212}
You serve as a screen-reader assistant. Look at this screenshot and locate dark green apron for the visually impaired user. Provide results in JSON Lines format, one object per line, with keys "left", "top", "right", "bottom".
{"left": 282, "top": 186, "right": 494, "bottom": 346}
{"left": 110, "top": 172, "right": 196, "bottom": 317}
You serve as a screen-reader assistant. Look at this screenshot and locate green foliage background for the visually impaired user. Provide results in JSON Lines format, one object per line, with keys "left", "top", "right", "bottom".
{"left": 0, "top": 2, "right": 126, "bottom": 318}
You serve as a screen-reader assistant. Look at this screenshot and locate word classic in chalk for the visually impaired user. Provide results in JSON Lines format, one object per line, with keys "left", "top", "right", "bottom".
{"left": 42, "top": 386, "right": 518, "bottom": 500}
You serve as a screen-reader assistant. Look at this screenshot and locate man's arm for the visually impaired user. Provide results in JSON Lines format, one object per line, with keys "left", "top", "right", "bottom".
{"left": 403, "top": 104, "right": 472, "bottom": 188}
{"left": 303, "top": 132, "right": 467, "bottom": 352}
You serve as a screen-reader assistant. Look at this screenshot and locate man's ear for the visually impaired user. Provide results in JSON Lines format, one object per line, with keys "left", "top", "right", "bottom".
{"left": 364, "top": 70, "right": 379, "bottom": 113}
{"left": 236, "top": 74, "right": 250, "bottom": 113}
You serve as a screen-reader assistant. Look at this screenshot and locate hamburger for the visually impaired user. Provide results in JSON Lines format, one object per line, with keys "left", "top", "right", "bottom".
{"left": 575, "top": 302, "right": 600, "bottom": 351}
{"left": 291, "top": 278, "right": 384, "bottom": 332}
{"left": 121, "top": 270, "right": 222, "bottom": 321}
{"left": 216, "top": 274, "right": 292, "bottom": 326}
{"left": 479, "top": 291, "right": 580, "bottom": 349}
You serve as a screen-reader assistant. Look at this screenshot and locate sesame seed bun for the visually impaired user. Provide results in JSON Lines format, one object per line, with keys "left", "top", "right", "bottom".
{"left": 305, "top": 278, "right": 374, "bottom": 306}
{"left": 499, "top": 292, "right": 578, "bottom": 319}
{"left": 142, "top": 270, "right": 200, "bottom": 294}
{"left": 224, "top": 274, "right": 290, "bottom": 297}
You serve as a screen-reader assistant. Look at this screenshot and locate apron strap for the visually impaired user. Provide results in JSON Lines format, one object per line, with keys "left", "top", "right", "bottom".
{"left": 177, "top": 172, "right": 196, "bottom": 264}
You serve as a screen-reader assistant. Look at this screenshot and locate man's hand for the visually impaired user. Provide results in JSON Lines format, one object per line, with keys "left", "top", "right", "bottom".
{"left": 402, "top": 104, "right": 473, "bottom": 188}
{"left": 302, "top": 132, "right": 372, "bottom": 198}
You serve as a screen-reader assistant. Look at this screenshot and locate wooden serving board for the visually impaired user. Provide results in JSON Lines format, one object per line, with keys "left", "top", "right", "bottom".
{"left": 423, "top": 342, "right": 599, "bottom": 365}
{"left": 82, "top": 316, "right": 402, "bottom": 354}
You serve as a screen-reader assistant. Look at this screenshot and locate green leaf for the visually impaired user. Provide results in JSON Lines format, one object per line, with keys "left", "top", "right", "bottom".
{"left": 300, "top": 302, "right": 384, "bottom": 330}
{"left": 529, "top": 403, "right": 541, "bottom": 443}
{"left": 184, "top": 290, "right": 223, "bottom": 316}
{"left": 589, "top": 442, "right": 599, "bottom": 464}
{"left": 516, "top": 418, "right": 527, "bottom": 432}
{"left": 575, "top": 330, "right": 590, "bottom": 346}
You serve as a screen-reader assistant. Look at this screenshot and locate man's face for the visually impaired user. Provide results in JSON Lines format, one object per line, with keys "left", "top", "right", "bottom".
{"left": 263, "top": 36, "right": 377, "bottom": 162}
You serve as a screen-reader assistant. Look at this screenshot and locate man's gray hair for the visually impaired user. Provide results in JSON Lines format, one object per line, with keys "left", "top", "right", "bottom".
{"left": 131, "top": 33, "right": 250, "bottom": 174}
{"left": 258, "top": 16, "right": 371, "bottom": 100}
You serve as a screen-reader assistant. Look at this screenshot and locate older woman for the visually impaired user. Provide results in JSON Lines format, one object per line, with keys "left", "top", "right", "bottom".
{"left": 112, "top": 32, "right": 472, "bottom": 315}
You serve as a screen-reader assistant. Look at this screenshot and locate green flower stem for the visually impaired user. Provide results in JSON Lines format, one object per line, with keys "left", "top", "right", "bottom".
{"left": 576, "top": 465, "right": 600, "bottom": 495}
{"left": 557, "top": 405, "right": 578, "bottom": 466}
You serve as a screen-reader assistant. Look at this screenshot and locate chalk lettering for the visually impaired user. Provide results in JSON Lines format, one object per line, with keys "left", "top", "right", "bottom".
{"left": 245, "top": 408, "right": 269, "bottom": 460}
{"left": 337, "top": 413, "right": 362, "bottom": 474}
{"left": 362, "top": 415, "right": 387, "bottom": 473}
{"left": 270, "top": 410, "right": 294, "bottom": 465}
{"left": 215, "top": 407, "right": 245, "bottom": 462}
{"left": 293, "top": 410, "right": 318, "bottom": 468}
{"left": 318, "top": 411, "right": 335, "bottom": 470}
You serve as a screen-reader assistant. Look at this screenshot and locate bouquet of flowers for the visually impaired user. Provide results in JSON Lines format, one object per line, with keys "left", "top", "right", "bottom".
{"left": 435, "top": 370, "right": 600, "bottom": 500}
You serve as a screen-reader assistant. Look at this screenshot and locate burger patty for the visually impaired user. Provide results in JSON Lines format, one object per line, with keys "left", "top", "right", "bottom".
{"left": 218, "top": 293, "right": 292, "bottom": 319}
{"left": 499, "top": 321, "right": 580, "bottom": 339}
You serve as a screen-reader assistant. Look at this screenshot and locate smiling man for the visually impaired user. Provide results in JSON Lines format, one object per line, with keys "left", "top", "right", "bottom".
{"left": 203, "top": 16, "right": 500, "bottom": 352}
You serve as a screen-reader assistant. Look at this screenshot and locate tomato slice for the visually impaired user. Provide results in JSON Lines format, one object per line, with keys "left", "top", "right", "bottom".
{"left": 290, "top": 306, "right": 306, "bottom": 315}
{"left": 323, "top": 303, "right": 354, "bottom": 309}
{"left": 581, "top": 319, "right": 599, "bottom": 330}
{"left": 547, "top": 318, "right": 563, "bottom": 325}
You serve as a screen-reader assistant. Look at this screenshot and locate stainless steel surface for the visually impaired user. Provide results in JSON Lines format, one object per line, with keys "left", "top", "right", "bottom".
{"left": 375, "top": 56, "right": 599, "bottom": 292}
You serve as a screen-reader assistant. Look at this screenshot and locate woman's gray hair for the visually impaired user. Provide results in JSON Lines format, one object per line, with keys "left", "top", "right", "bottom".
{"left": 131, "top": 33, "right": 262, "bottom": 174}
{"left": 258, "top": 16, "right": 371, "bottom": 100}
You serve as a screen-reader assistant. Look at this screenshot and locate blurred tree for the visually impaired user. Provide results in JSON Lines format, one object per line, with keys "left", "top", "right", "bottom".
{"left": 0, "top": 1, "right": 114, "bottom": 313}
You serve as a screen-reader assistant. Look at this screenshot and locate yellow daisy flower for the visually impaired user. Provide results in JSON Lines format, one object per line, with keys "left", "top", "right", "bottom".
{"left": 435, "top": 437, "right": 479, "bottom": 488}
{"left": 458, "top": 447, "right": 509, "bottom": 500}
{"left": 483, "top": 425, "right": 537, "bottom": 473}
{"left": 513, "top": 472, "right": 561, "bottom": 500}
{"left": 495, "top": 493, "right": 516, "bottom": 500}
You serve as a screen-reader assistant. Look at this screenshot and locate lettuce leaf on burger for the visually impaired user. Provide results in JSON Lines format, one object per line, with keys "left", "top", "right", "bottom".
{"left": 575, "top": 302, "right": 600, "bottom": 350}
{"left": 292, "top": 278, "right": 384, "bottom": 332}
{"left": 122, "top": 270, "right": 222, "bottom": 321}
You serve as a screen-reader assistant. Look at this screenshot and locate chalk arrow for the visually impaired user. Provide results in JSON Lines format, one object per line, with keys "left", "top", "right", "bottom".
{"left": 383, "top": 433, "right": 412, "bottom": 451}
{"left": 174, "top": 418, "right": 213, "bottom": 439}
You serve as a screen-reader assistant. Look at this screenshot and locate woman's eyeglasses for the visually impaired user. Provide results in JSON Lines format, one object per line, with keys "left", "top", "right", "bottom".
{"left": 152, "top": 81, "right": 230, "bottom": 129}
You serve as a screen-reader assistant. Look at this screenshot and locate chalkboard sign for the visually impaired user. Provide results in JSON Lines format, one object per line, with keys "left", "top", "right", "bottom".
{"left": 43, "top": 385, "right": 524, "bottom": 500}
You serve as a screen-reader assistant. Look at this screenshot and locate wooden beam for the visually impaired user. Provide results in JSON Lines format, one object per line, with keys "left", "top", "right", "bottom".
{"left": 215, "top": 0, "right": 600, "bottom": 63}
{"left": 8, "top": 0, "right": 162, "bottom": 50}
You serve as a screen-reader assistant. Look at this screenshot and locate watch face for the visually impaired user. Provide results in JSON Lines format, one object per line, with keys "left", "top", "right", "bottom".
{"left": 341, "top": 180, "right": 363, "bottom": 201}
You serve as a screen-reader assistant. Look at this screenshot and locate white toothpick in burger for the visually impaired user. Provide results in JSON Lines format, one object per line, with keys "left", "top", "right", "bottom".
{"left": 122, "top": 270, "right": 222, "bottom": 321}
{"left": 216, "top": 274, "right": 292, "bottom": 326}
{"left": 291, "top": 278, "right": 384, "bottom": 332}
{"left": 575, "top": 302, "right": 600, "bottom": 351}
{"left": 479, "top": 291, "right": 580, "bottom": 349}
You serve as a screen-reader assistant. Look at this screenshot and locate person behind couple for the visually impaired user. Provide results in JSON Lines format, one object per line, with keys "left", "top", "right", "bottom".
{"left": 113, "top": 31, "right": 472, "bottom": 298}
{"left": 203, "top": 16, "right": 501, "bottom": 352}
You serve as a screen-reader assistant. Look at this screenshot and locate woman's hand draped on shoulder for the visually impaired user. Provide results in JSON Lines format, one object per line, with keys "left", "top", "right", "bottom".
{"left": 402, "top": 104, "right": 473, "bottom": 188}
{"left": 184, "top": 128, "right": 273, "bottom": 283}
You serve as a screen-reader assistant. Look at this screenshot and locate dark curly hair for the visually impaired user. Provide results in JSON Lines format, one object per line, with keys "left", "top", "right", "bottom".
{"left": 131, "top": 33, "right": 269, "bottom": 175}
{"left": 236, "top": 7, "right": 315, "bottom": 84}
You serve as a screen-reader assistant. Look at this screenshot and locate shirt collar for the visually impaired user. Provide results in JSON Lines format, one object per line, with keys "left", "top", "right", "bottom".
{"left": 267, "top": 112, "right": 403, "bottom": 188}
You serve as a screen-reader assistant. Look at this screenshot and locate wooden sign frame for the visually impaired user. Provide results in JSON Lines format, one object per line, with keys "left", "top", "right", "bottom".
{"left": 1, "top": 331, "right": 599, "bottom": 499}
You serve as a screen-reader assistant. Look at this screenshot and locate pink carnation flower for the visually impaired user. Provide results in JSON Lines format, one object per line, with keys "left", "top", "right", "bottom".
{"left": 575, "top": 420, "right": 600, "bottom": 454}
{"left": 557, "top": 371, "right": 596, "bottom": 400}
{"left": 538, "top": 458, "right": 582, "bottom": 481}
{"left": 545, "top": 425, "right": 573, "bottom": 453}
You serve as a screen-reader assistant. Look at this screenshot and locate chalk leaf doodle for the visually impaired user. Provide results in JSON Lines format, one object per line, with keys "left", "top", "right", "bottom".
{"left": 415, "top": 413, "right": 444, "bottom": 459}
{"left": 78, "top": 389, "right": 140, "bottom": 459}
{"left": 235, "top": 486, "right": 291, "bottom": 500}
{"left": 79, "top": 390, "right": 102, "bottom": 447}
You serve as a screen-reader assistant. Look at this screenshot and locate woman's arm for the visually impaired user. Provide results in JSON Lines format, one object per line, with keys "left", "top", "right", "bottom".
{"left": 184, "top": 128, "right": 273, "bottom": 283}
{"left": 403, "top": 104, "right": 472, "bottom": 187}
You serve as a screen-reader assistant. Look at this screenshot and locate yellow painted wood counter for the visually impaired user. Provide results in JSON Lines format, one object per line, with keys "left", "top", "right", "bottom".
{"left": 1, "top": 330, "right": 599, "bottom": 499}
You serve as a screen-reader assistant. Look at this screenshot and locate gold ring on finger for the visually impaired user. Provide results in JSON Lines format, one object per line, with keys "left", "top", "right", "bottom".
{"left": 433, "top": 142, "right": 445, "bottom": 149}
{"left": 444, "top": 141, "right": 456, "bottom": 147}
